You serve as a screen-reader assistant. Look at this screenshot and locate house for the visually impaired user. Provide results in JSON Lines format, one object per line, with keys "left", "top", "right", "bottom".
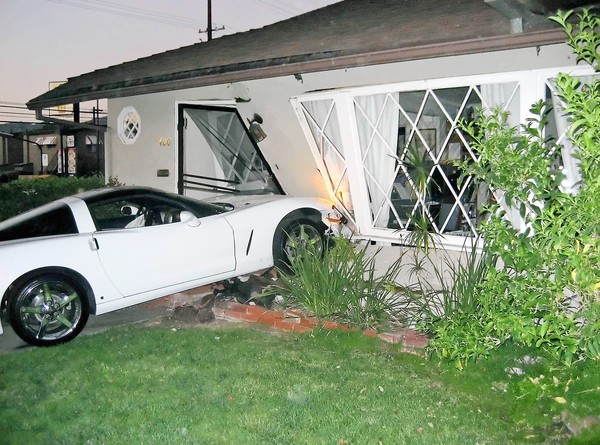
{"left": 26, "top": 0, "right": 598, "bottom": 251}
{"left": 0, "top": 119, "right": 106, "bottom": 177}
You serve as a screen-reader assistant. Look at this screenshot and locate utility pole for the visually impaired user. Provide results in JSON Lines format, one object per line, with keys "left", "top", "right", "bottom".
{"left": 207, "top": 0, "right": 212, "bottom": 41}
{"left": 199, "top": 0, "right": 225, "bottom": 41}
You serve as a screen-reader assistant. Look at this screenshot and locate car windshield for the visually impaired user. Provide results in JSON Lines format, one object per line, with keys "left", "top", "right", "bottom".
{"left": 86, "top": 189, "right": 232, "bottom": 230}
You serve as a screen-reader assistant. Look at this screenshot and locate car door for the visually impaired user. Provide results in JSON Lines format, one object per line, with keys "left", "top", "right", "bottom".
{"left": 92, "top": 209, "right": 235, "bottom": 297}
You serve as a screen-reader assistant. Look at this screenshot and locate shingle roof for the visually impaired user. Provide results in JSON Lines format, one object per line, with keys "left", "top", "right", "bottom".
{"left": 26, "top": 0, "right": 597, "bottom": 110}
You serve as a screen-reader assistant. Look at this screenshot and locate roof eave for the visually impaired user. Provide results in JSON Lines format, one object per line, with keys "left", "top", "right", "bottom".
{"left": 27, "top": 28, "right": 566, "bottom": 110}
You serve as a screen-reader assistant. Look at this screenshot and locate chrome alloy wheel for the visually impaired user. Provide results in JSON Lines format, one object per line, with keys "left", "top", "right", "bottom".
{"left": 11, "top": 277, "right": 85, "bottom": 344}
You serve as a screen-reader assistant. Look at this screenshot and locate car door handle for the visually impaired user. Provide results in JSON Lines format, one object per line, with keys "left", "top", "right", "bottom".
{"left": 90, "top": 237, "right": 100, "bottom": 251}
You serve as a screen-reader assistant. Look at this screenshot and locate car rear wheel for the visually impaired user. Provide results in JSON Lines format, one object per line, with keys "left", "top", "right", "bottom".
{"left": 273, "top": 218, "right": 325, "bottom": 273}
{"left": 7, "top": 273, "right": 89, "bottom": 346}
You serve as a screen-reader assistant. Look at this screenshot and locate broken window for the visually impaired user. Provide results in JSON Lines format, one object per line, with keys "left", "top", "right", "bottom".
{"left": 179, "top": 104, "right": 282, "bottom": 199}
{"left": 291, "top": 72, "right": 585, "bottom": 246}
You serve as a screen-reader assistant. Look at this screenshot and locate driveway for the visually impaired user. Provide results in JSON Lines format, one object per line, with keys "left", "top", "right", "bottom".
{"left": 0, "top": 284, "right": 219, "bottom": 353}
{"left": 0, "top": 299, "right": 174, "bottom": 353}
{"left": 0, "top": 273, "right": 275, "bottom": 353}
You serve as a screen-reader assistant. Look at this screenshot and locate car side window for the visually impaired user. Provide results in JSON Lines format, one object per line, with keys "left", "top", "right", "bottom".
{"left": 89, "top": 199, "right": 139, "bottom": 230}
{"left": 124, "top": 202, "right": 186, "bottom": 228}
{"left": 90, "top": 197, "right": 188, "bottom": 230}
{"left": 0, "top": 204, "right": 78, "bottom": 242}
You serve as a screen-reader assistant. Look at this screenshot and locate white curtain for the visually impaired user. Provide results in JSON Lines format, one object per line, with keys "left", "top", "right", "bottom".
{"left": 355, "top": 93, "right": 399, "bottom": 227}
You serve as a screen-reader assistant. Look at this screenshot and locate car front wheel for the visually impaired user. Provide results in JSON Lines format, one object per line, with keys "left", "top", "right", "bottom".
{"left": 7, "top": 273, "right": 89, "bottom": 346}
{"left": 273, "top": 218, "right": 325, "bottom": 273}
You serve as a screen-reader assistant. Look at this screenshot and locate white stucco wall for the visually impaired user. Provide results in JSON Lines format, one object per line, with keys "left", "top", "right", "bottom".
{"left": 106, "top": 43, "right": 576, "bottom": 198}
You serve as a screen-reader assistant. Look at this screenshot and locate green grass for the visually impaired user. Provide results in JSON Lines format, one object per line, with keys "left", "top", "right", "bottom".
{"left": 0, "top": 324, "right": 598, "bottom": 445}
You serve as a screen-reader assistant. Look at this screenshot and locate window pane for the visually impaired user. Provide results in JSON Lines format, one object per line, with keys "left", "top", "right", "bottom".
{"left": 359, "top": 83, "right": 519, "bottom": 236}
{"left": 301, "top": 100, "right": 354, "bottom": 218}
{"left": 0, "top": 204, "right": 78, "bottom": 241}
{"left": 182, "top": 107, "right": 280, "bottom": 196}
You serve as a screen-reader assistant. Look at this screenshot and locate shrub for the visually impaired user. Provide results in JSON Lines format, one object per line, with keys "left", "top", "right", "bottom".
{"left": 425, "top": 9, "right": 600, "bottom": 367}
{"left": 269, "top": 237, "right": 407, "bottom": 329}
{"left": 0, "top": 176, "right": 105, "bottom": 221}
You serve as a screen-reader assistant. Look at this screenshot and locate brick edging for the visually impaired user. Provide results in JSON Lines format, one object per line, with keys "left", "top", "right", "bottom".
{"left": 213, "top": 301, "right": 428, "bottom": 353}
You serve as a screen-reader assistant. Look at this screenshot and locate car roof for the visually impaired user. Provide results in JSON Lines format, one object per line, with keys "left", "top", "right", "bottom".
{"left": 75, "top": 186, "right": 175, "bottom": 204}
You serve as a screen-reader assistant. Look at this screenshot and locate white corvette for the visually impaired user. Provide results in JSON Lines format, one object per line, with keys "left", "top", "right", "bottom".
{"left": 0, "top": 186, "right": 340, "bottom": 346}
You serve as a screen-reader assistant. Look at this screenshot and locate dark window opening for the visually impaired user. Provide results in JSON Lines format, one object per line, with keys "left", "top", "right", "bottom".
{"left": 0, "top": 204, "right": 78, "bottom": 242}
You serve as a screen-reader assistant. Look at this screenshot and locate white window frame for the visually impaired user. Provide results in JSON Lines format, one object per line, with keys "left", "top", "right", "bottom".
{"left": 291, "top": 65, "right": 594, "bottom": 250}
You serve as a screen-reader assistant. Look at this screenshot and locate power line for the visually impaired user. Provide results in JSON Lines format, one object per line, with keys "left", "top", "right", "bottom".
{"left": 250, "top": 0, "right": 304, "bottom": 16}
{"left": 79, "top": 0, "right": 202, "bottom": 24}
{"left": 0, "top": 111, "right": 34, "bottom": 115}
{"left": 0, "top": 103, "right": 38, "bottom": 120}
{"left": 45, "top": 0, "right": 205, "bottom": 29}
{"left": 0, "top": 101, "right": 30, "bottom": 107}
{"left": 0, "top": 104, "right": 29, "bottom": 110}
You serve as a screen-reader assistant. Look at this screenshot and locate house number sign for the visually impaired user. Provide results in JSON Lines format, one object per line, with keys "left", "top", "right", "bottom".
{"left": 159, "top": 137, "right": 172, "bottom": 147}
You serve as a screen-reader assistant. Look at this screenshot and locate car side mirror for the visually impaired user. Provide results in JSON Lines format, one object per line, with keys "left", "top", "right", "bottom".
{"left": 179, "top": 211, "right": 200, "bottom": 226}
{"left": 121, "top": 205, "right": 137, "bottom": 216}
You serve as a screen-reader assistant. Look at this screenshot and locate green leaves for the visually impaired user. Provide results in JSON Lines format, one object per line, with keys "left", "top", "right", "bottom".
{"left": 551, "top": 9, "right": 600, "bottom": 70}
{"left": 442, "top": 8, "right": 600, "bottom": 368}
{"left": 0, "top": 176, "right": 106, "bottom": 221}
{"left": 269, "top": 236, "right": 408, "bottom": 329}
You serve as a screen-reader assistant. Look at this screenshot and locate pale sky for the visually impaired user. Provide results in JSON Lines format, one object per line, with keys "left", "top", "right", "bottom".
{"left": 0, "top": 0, "right": 339, "bottom": 122}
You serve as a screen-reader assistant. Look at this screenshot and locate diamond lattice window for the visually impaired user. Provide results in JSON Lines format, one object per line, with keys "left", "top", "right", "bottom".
{"left": 355, "top": 83, "right": 519, "bottom": 236}
{"left": 294, "top": 81, "right": 522, "bottom": 240}
{"left": 118, "top": 106, "right": 141, "bottom": 145}
{"left": 299, "top": 99, "right": 355, "bottom": 222}
{"left": 293, "top": 67, "right": 595, "bottom": 246}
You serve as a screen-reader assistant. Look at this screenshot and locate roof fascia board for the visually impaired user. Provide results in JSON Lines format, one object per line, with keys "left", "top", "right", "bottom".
{"left": 28, "top": 28, "right": 566, "bottom": 110}
{"left": 35, "top": 110, "right": 107, "bottom": 131}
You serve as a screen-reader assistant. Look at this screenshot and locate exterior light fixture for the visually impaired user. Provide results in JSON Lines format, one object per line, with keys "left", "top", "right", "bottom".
{"left": 247, "top": 113, "right": 266, "bottom": 142}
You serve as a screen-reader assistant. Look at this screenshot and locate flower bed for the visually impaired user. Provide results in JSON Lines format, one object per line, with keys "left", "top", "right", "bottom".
{"left": 213, "top": 300, "right": 429, "bottom": 354}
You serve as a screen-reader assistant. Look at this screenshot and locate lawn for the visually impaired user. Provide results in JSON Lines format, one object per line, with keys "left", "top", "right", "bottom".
{"left": 0, "top": 323, "right": 598, "bottom": 445}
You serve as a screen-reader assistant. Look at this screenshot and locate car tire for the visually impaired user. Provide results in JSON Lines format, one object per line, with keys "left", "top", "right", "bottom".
{"left": 7, "top": 273, "right": 89, "bottom": 346}
{"left": 273, "top": 217, "right": 326, "bottom": 274}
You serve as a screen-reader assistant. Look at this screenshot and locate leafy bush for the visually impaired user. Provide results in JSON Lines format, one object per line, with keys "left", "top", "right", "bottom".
{"left": 269, "top": 237, "right": 407, "bottom": 329}
{"left": 0, "top": 176, "right": 105, "bottom": 221}
{"left": 424, "top": 9, "right": 600, "bottom": 367}
{"left": 398, "top": 244, "right": 493, "bottom": 320}
{"left": 386, "top": 244, "right": 498, "bottom": 369}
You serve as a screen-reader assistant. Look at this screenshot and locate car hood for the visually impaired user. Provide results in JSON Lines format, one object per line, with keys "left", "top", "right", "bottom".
{"left": 204, "top": 193, "right": 286, "bottom": 210}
